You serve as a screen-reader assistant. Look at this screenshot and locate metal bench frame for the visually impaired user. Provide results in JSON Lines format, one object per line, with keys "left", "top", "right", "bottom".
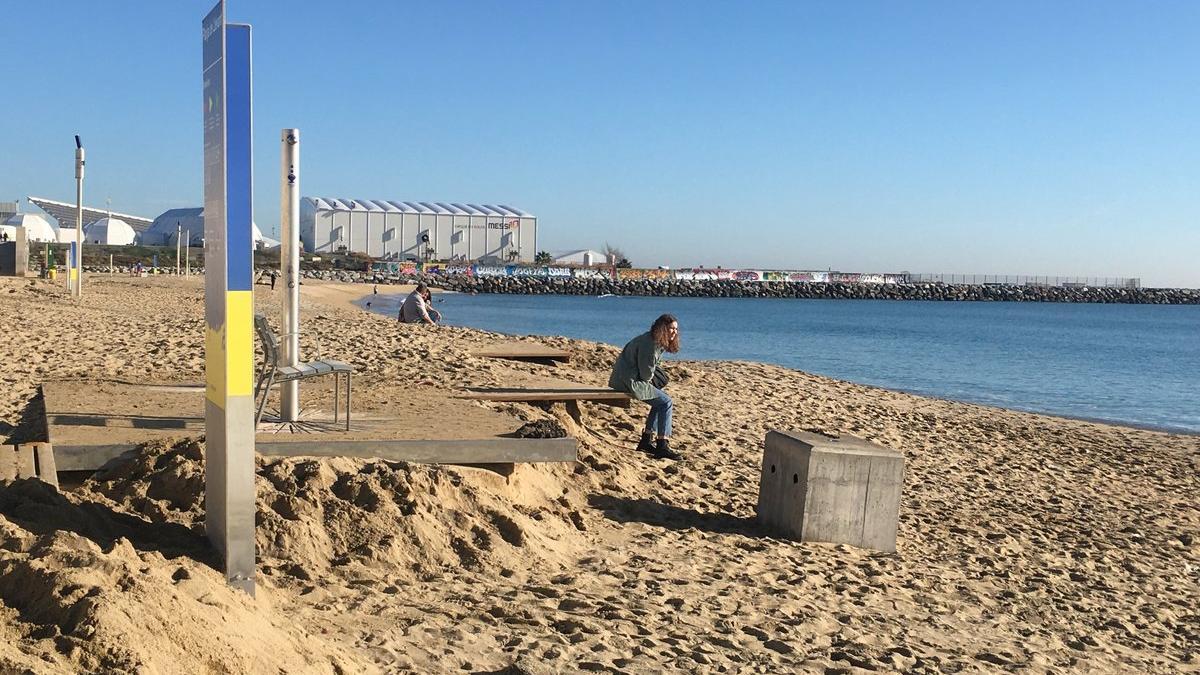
{"left": 253, "top": 314, "right": 352, "bottom": 429}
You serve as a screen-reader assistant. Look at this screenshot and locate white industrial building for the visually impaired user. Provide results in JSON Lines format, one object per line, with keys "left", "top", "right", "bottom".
{"left": 553, "top": 249, "right": 609, "bottom": 266}
{"left": 300, "top": 198, "right": 537, "bottom": 262}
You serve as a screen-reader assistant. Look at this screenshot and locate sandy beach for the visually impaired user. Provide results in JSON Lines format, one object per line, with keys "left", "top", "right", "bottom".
{"left": 1, "top": 274, "right": 1197, "bottom": 673}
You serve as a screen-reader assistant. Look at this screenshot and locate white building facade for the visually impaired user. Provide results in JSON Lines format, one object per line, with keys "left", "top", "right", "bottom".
{"left": 300, "top": 198, "right": 536, "bottom": 263}
{"left": 553, "top": 249, "right": 609, "bottom": 266}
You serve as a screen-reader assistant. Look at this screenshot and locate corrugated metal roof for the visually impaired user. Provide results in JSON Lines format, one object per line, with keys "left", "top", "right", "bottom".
{"left": 303, "top": 197, "right": 534, "bottom": 218}
{"left": 27, "top": 195, "right": 154, "bottom": 232}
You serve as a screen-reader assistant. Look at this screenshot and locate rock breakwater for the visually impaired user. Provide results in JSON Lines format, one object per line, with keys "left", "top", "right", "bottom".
{"left": 431, "top": 275, "right": 1199, "bottom": 304}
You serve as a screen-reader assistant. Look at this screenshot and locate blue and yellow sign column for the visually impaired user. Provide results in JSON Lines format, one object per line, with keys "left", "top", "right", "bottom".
{"left": 202, "top": 0, "right": 256, "bottom": 595}
{"left": 65, "top": 242, "right": 78, "bottom": 292}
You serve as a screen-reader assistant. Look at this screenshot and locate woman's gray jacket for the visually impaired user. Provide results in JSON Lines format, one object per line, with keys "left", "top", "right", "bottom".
{"left": 608, "top": 332, "right": 663, "bottom": 401}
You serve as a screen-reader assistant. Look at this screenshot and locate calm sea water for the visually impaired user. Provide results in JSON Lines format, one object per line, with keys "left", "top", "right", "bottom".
{"left": 362, "top": 293, "right": 1200, "bottom": 434}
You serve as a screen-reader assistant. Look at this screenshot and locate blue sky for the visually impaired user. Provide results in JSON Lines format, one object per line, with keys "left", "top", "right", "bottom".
{"left": 3, "top": 1, "right": 1197, "bottom": 287}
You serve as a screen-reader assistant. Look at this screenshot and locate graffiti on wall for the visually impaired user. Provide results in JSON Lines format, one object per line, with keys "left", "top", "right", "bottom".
{"left": 368, "top": 260, "right": 902, "bottom": 285}
{"left": 616, "top": 268, "right": 672, "bottom": 281}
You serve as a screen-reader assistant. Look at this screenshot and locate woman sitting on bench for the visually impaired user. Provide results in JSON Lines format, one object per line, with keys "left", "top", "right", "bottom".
{"left": 609, "top": 313, "right": 681, "bottom": 460}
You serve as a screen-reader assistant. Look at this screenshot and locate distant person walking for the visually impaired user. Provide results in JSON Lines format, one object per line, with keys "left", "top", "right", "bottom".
{"left": 398, "top": 283, "right": 441, "bottom": 324}
{"left": 609, "top": 314, "right": 681, "bottom": 460}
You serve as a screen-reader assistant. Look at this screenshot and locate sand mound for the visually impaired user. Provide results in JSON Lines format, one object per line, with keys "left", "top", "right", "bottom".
{"left": 1, "top": 436, "right": 589, "bottom": 671}
{"left": 0, "top": 477, "right": 366, "bottom": 673}
{"left": 77, "top": 438, "right": 585, "bottom": 585}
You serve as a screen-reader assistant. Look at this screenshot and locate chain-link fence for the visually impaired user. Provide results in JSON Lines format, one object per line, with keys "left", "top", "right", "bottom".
{"left": 905, "top": 274, "right": 1140, "bottom": 289}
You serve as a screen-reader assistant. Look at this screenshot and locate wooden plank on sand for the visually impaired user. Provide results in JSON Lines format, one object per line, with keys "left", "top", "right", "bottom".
{"left": 0, "top": 446, "right": 18, "bottom": 480}
{"left": 256, "top": 437, "right": 576, "bottom": 464}
{"left": 460, "top": 387, "right": 631, "bottom": 407}
{"left": 28, "top": 443, "right": 59, "bottom": 489}
{"left": 472, "top": 344, "right": 571, "bottom": 363}
{"left": 13, "top": 444, "right": 36, "bottom": 479}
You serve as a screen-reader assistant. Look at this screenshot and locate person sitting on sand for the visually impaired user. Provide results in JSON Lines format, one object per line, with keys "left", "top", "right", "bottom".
{"left": 609, "top": 313, "right": 681, "bottom": 460}
{"left": 398, "top": 283, "right": 441, "bottom": 324}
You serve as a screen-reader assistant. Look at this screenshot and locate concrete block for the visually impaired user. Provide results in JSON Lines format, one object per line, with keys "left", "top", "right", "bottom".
{"left": 757, "top": 430, "right": 904, "bottom": 552}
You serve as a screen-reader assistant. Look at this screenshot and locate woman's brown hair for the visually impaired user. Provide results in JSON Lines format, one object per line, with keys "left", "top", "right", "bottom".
{"left": 651, "top": 314, "right": 680, "bottom": 353}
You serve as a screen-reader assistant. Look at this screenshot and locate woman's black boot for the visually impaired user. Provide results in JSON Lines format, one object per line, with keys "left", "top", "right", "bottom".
{"left": 636, "top": 432, "right": 655, "bottom": 453}
{"left": 652, "top": 438, "right": 682, "bottom": 460}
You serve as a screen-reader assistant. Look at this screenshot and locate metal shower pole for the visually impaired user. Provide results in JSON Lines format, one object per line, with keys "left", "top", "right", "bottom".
{"left": 280, "top": 129, "right": 301, "bottom": 421}
{"left": 74, "top": 135, "right": 85, "bottom": 296}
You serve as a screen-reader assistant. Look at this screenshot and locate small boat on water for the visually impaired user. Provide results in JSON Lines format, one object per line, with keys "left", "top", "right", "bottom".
{"left": 597, "top": 293, "right": 618, "bottom": 298}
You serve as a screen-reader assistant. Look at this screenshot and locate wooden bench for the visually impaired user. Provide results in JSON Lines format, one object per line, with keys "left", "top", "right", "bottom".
{"left": 254, "top": 314, "right": 353, "bottom": 429}
{"left": 459, "top": 387, "right": 633, "bottom": 423}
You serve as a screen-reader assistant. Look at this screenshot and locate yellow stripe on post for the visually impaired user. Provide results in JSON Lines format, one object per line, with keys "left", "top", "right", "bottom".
{"left": 225, "top": 290, "right": 255, "bottom": 397}
{"left": 205, "top": 324, "right": 226, "bottom": 407}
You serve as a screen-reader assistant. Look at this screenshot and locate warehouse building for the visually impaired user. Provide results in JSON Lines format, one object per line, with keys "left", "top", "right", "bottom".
{"left": 300, "top": 198, "right": 536, "bottom": 262}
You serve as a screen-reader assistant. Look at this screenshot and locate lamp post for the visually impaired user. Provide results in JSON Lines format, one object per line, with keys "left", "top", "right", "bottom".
{"left": 74, "top": 135, "right": 85, "bottom": 297}
{"left": 176, "top": 222, "right": 182, "bottom": 275}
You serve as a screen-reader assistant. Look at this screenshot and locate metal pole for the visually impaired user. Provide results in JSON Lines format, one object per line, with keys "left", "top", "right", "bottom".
{"left": 185, "top": 230, "right": 190, "bottom": 276}
{"left": 109, "top": 253, "right": 113, "bottom": 276}
{"left": 280, "top": 129, "right": 301, "bottom": 421}
{"left": 74, "top": 135, "right": 85, "bottom": 297}
{"left": 176, "top": 222, "right": 182, "bottom": 276}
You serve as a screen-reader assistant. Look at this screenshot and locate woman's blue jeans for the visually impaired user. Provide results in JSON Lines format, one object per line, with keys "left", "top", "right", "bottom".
{"left": 644, "top": 388, "right": 673, "bottom": 438}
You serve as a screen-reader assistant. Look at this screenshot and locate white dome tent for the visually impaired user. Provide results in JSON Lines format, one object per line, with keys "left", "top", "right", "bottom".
{"left": 83, "top": 217, "right": 137, "bottom": 245}
{"left": 4, "top": 213, "right": 57, "bottom": 243}
{"left": 145, "top": 207, "right": 271, "bottom": 248}
{"left": 144, "top": 207, "right": 204, "bottom": 246}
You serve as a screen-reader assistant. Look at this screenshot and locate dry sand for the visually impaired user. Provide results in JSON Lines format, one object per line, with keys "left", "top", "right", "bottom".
{"left": 0, "top": 274, "right": 1197, "bottom": 674}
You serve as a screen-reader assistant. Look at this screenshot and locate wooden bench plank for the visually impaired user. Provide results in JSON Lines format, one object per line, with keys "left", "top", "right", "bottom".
{"left": 14, "top": 444, "right": 36, "bottom": 479}
{"left": 0, "top": 446, "right": 18, "bottom": 481}
{"left": 27, "top": 443, "right": 58, "bottom": 489}
{"left": 460, "top": 387, "right": 632, "bottom": 407}
{"left": 472, "top": 345, "right": 571, "bottom": 363}
{"left": 259, "top": 437, "right": 577, "bottom": 464}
